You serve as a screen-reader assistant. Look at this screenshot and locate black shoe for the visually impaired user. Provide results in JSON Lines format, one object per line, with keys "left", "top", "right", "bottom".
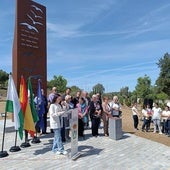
{"left": 42, "top": 132, "right": 49, "bottom": 134}
{"left": 62, "top": 139, "right": 66, "bottom": 142}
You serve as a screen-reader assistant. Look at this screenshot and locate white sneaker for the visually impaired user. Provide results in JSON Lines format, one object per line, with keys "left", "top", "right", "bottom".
{"left": 159, "top": 132, "right": 163, "bottom": 135}
{"left": 61, "top": 150, "right": 68, "bottom": 155}
{"left": 56, "top": 151, "right": 62, "bottom": 155}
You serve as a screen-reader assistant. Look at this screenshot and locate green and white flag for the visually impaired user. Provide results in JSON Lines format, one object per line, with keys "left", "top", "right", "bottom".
{"left": 5, "top": 75, "right": 24, "bottom": 140}
{"left": 27, "top": 78, "right": 39, "bottom": 123}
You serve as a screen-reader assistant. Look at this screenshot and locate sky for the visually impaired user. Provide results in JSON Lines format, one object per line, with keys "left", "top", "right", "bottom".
{"left": 0, "top": 0, "right": 170, "bottom": 92}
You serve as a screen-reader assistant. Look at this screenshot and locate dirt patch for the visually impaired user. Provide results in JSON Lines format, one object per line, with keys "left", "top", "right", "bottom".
{"left": 0, "top": 101, "right": 12, "bottom": 120}
{"left": 121, "top": 105, "right": 170, "bottom": 147}
{"left": 0, "top": 101, "right": 6, "bottom": 115}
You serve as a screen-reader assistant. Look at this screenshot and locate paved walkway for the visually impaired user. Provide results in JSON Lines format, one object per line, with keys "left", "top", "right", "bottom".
{"left": 0, "top": 119, "right": 169, "bottom": 170}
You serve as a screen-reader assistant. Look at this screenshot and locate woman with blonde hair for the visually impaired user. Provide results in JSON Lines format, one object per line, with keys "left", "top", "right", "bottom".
{"left": 109, "top": 96, "right": 121, "bottom": 118}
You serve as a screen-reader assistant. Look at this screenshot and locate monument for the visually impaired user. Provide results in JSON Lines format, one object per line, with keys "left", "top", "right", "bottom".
{"left": 12, "top": 0, "right": 46, "bottom": 93}
{"left": 109, "top": 118, "right": 123, "bottom": 140}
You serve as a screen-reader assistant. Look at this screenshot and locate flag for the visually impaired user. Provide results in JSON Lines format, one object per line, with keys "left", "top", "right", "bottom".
{"left": 19, "top": 76, "right": 35, "bottom": 136}
{"left": 35, "top": 80, "right": 45, "bottom": 130}
{"left": 27, "top": 78, "right": 39, "bottom": 123}
{"left": 24, "top": 102, "right": 36, "bottom": 136}
{"left": 19, "top": 76, "right": 27, "bottom": 113}
{"left": 5, "top": 74, "right": 24, "bottom": 140}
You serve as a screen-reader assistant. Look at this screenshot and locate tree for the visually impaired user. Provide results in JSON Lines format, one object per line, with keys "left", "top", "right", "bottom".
{"left": 70, "top": 85, "right": 81, "bottom": 96}
{"left": 134, "top": 75, "right": 152, "bottom": 99}
{"left": 92, "top": 83, "right": 105, "bottom": 95}
{"left": 0, "top": 70, "right": 9, "bottom": 88}
{"left": 47, "top": 75, "right": 67, "bottom": 93}
{"left": 156, "top": 92, "right": 168, "bottom": 101}
{"left": 156, "top": 53, "right": 170, "bottom": 97}
{"left": 120, "top": 86, "right": 129, "bottom": 98}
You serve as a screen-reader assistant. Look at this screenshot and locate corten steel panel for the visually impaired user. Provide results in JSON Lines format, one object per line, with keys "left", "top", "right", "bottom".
{"left": 12, "top": 0, "right": 47, "bottom": 94}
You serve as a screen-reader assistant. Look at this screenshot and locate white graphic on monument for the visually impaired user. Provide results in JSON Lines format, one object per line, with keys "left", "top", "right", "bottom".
{"left": 20, "top": 23, "right": 39, "bottom": 33}
{"left": 31, "top": 10, "right": 42, "bottom": 19}
{"left": 31, "top": 5, "right": 43, "bottom": 13}
{"left": 27, "top": 14, "right": 43, "bottom": 26}
{"left": 20, "top": 4, "right": 44, "bottom": 48}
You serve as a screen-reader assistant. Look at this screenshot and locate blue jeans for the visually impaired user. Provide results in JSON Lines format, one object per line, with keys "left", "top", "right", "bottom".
{"left": 52, "top": 128, "right": 64, "bottom": 153}
{"left": 153, "top": 119, "right": 161, "bottom": 133}
{"left": 142, "top": 117, "right": 149, "bottom": 131}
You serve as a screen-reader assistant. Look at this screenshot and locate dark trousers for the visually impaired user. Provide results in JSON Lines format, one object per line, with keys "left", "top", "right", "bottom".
{"left": 165, "top": 119, "right": 170, "bottom": 135}
{"left": 161, "top": 119, "right": 166, "bottom": 133}
{"left": 147, "top": 117, "right": 152, "bottom": 129}
{"left": 61, "top": 118, "right": 66, "bottom": 142}
{"left": 78, "top": 119, "right": 84, "bottom": 137}
{"left": 42, "top": 113, "right": 47, "bottom": 133}
{"left": 133, "top": 115, "right": 139, "bottom": 129}
{"left": 91, "top": 117, "right": 101, "bottom": 136}
{"left": 35, "top": 123, "right": 40, "bottom": 133}
{"left": 142, "top": 117, "right": 149, "bottom": 131}
{"left": 35, "top": 115, "right": 43, "bottom": 133}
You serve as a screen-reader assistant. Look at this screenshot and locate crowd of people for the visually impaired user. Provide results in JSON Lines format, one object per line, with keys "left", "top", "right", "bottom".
{"left": 131, "top": 102, "right": 170, "bottom": 136}
{"left": 36, "top": 87, "right": 122, "bottom": 155}
{"left": 34, "top": 86, "right": 170, "bottom": 156}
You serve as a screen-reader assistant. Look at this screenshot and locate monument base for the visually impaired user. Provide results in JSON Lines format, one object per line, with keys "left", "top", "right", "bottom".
{"left": 109, "top": 118, "right": 123, "bottom": 140}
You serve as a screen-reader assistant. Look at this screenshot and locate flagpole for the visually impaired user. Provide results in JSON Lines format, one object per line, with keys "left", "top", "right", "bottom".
{"left": 19, "top": 75, "right": 31, "bottom": 148}
{"left": 9, "top": 130, "right": 21, "bottom": 152}
{"left": 0, "top": 112, "right": 8, "bottom": 158}
{"left": 30, "top": 77, "right": 41, "bottom": 144}
{"left": 20, "top": 130, "right": 31, "bottom": 148}
{"left": 32, "top": 96, "right": 39, "bottom": 144}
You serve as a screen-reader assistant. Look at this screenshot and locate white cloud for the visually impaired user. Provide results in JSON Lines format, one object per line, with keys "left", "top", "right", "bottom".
{"left": 47, "top": 22, "right": 81, "bottom": 38}
{"left": 46, "top": 0, "right": 117, "bottom": 38}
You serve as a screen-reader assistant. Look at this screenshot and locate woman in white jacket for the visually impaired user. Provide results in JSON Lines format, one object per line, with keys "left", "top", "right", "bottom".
{"left": 49, "top": 94, "right": 68, "bottom": 155}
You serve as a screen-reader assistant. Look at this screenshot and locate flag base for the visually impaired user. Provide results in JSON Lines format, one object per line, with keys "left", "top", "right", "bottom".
{"left": 0, "top": 151, "right": 9, "bottom": 158}
{"left": 31, "top": 136, "right": 41, "bottom": 144}
{"left": 20, "top": 142, "right": 31, "bottom": 148}
{"left": 9, "top": 146, "right": 21, "bottom": 152}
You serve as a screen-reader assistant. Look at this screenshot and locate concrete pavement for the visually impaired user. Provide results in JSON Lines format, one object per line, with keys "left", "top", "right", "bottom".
{"left": 0, "top": 119, "right": 169, "bottom": 170}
